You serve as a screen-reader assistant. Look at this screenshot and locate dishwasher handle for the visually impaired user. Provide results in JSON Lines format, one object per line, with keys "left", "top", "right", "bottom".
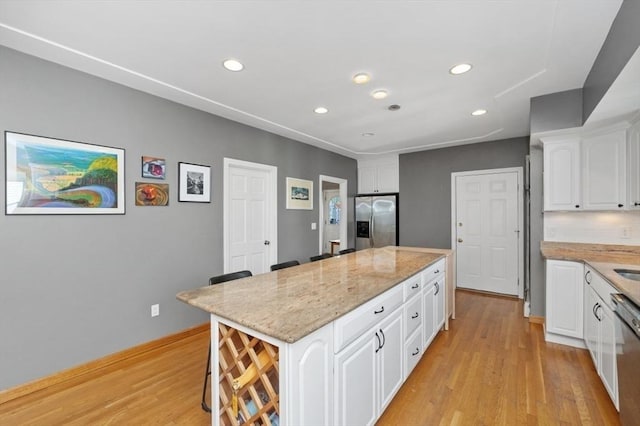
{"left": 612, "top": 294, "right": 640, "bottom": 338}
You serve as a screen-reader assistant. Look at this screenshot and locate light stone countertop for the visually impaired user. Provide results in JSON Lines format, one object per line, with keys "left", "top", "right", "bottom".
{"left": 540, "top": 241, "right": 640, "bottom": 306}
{"left": 176, "top": 247, "right": 445, "bottom": 343}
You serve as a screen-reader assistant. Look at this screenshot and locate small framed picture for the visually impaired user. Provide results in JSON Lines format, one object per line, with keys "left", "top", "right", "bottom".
{"left": 286, "top": 177, "right": 313, "bottom": 210}
{"left": 135, "top": 182, "right": 169, "bottom": 206}
{"left": 141, "top": 156, "right": 166, "bottom": 179}
{"left": 178, "top": 162, "right": 211, "bottom": 203}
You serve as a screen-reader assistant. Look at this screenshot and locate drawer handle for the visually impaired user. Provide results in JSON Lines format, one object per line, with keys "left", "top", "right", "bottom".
{"left": 434, "top": 282, "right": 439, "bottom": 295}
{"left": 412, "top": 348, "right": 419, "bottom": 356}
{"left": 375, "top": 332, "right": 382, "bottom": 353}
{"left": 585, "top": 270, "right": 592, "bottom": 284}
{"left": 434, "top": 269, "right": 440, "bottom": 274}
{"left": 374, "top": 307, "right": 385, "bottom": 314}
{"left": 411, "top": 283, "right": 419, "bottom": 289}
{"left": 379, "top": 329, "right": 385, "bottom": 349}
{"left": 411, "top": 312, "right": 419, "bottom": 319}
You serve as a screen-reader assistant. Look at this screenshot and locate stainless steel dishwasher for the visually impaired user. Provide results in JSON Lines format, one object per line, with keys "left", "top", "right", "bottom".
{"left": 612, "top": 293, "right": 640, "bottom": 426}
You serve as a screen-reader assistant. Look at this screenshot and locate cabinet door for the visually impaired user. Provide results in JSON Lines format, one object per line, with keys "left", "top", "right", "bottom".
{"left": 434, "top": 275, "right": 446, "bottom": 331}
{"left": 377, "top": 308, "right": 404, "bottom": 414}
{"left": 376, "top": 162, "right": 399, "bottom": 193}
{"left": 423, "top": 282, "right": 436, "bottom": 348}
{"left": 545, "top": 260, "right": 584, "bottom": 339}
{"left": 584, "top": 283, "right": 600, "bottom": 367}
{"left": 600, "top": 303, "right": 619, "bottom": 410}
{"left": 358, "top": 166, "right": 377, "bottom": 194}
{"left": 334, "top": 331, "right": 377, "bottom": 426}
{"left": 543, "top": 139, "right": 581, "bottom": 211}
{"left": 629, "top": 121, "right": 640, "bottom": 209}
{"left": 582, "top": 130, "right": 627, "bottom": 210}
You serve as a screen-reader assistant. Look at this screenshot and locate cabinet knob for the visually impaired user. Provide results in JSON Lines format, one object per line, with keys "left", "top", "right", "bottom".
{"left": 618, "top": 204, "right": 624, "bottom": 208}
{"left": 575, "top": 205, "right": 580, "bottom": 208}
{"left": 457, "top": 238, "right": 463, "bottom": 243}
{"left": 635, "top": 202, "right": 640, "bottom": 206}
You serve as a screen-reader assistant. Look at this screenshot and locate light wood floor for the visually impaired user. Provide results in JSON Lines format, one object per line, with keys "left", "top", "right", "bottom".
{"left": 0, "top": 290, "right": 619, "bottom": 425}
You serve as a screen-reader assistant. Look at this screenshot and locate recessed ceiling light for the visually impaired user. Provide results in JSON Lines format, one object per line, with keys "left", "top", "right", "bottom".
{"left": 352, "top": 73, "right": 371, "bottom": 84}
{"left": 449, "top": 63, "right": 472, "bottom": 75}
{"left": 314, "top": 106, "right": 329, "bottom": 114}
{"left": 362, "top": 132, "right": 375, "bottom": 137}
{"left": 223, "top": 59, "right": 244, "bottom": 72}
{"left": 371, "top": 90, "right": 388, "bottom": 100}
{"left": 471, "top": 109, "right": 487, "bottom": 116}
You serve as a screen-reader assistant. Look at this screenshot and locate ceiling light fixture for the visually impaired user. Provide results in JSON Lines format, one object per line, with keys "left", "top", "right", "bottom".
{"left": 223, "top": 59, "right": 244, "bottom": 72}
{"left": 371, "top": 90, "right": 388, "bottom": 100}
{"left": 352, "top": 72, "right": 371, "bottom": 84}
{"left": 449, "top": 63, "right": 472, "bottom": 75}
{"left": 314, "top": 106, "right": 329, "bottom": 114}
{"left": 471, "top": 109, "right": 487, "bottom": 116}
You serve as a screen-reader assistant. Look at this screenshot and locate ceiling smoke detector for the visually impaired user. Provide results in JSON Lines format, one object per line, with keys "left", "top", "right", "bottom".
{"left": 388, "top": 104, "right": 401, "bottom": 111}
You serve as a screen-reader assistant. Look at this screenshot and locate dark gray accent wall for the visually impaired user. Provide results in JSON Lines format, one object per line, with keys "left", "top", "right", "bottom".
{"left": 399, "top": 137, "right": 529, "bottom": 249}
{"left": 0, "top": 46, "right": 356, "bottom": 390}
{"left": 530, "top": 89, "right": 583, "bottom": 134}
{"left": 583, "top": 0, "right": 640, "bottom": 122}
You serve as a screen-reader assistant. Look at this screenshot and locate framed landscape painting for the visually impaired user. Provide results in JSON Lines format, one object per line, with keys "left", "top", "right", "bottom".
{"left": 5, "top": 132, "right": 125, "bottom": 215}
{"left": 286, "top": 177, "right": 313, "bottom": 210}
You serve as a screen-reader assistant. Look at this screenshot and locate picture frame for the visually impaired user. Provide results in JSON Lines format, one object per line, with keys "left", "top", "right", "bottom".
{"left": 286, "top": 177, "right": 313, "bottom": 210}
{"left": 141, "top": 156, "right": 166, "bottom": 179}
{"left": 178, "top": 162, "right": 211, "bottom": 203}
{"left": 135, "top": 182, "right": 169, "bottom": 206}
{"left": 5, "top": 131, "right": 125, "bottom": 215}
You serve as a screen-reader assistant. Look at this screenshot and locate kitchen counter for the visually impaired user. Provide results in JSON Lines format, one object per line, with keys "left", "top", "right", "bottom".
{"left": 176, "top": 246, "right": 444, "bottom": 343}
{"left": 540, "top": 241, "right": 640, "bottom": 306}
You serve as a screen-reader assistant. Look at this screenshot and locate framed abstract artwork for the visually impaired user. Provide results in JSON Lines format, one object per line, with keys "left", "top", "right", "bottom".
{"left": 5, "top": 131, "right": 125, "bottom": 215}
{"left": 178, "top": 162, "right": 211, "bottom": 203}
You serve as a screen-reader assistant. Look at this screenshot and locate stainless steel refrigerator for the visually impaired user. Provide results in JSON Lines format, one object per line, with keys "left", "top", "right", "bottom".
{"left": 355, "top": 193, "right": 399, "bottom": 250}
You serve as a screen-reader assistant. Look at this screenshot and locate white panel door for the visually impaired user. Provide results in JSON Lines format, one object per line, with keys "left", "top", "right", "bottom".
{"left": 225, "top": 159, "right": 276, "bottom": 275}
{"left": 456, "top": 171, "right": 519, "bottom": 295}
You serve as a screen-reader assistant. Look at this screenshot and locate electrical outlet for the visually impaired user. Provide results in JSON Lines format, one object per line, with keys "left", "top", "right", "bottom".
{"left": 151, "top": 304, "right": 159, "bottom": 317}
{"left": 621, "top": 227, "right": 632, "bottom": 239}
{"left": 311, "top": 222, "right": 317, "bottom": 230}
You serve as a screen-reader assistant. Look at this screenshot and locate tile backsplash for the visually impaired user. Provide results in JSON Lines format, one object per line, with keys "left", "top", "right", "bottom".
{"left": 544, "top": 211, "right": 640, "bottom": 245}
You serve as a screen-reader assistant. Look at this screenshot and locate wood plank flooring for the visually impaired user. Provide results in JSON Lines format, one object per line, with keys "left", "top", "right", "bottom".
{"left": 0, "top": 290, "right": 619, "bottom": 425}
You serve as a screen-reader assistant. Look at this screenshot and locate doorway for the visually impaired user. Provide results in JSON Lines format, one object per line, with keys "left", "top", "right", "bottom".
{"left": 223, "top": 158, "right": 277, "bottom": 275}
{"left": 318, "top": 175, "right": 348, "bottom": 255}
{"left": 451, "top": 167, "right": 523, "bottom": 297}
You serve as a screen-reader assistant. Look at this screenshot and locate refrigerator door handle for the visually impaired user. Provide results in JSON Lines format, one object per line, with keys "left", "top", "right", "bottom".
{"left": 370, "top": 210, "right": 375, "bottom": 247}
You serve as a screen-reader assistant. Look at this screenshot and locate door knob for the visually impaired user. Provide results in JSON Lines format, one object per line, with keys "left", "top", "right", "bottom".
{"left": 457, "top": 238, "right": 463, "bottom": 243}
{"left": 264, "top": 240, "right": 270, "bottom": 245}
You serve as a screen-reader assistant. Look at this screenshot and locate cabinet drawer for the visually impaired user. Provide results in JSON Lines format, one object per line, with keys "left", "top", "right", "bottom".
{"left": 422, "top": 259, "right": 445, "bottom": 283}
{"left": 403, "top": 273, "right": 422, "bottom": 301}
{"left": 404, "top": 294, "right": 422, "bottom": 338}
{"left": 404, "top": 327, "right": 423, "bottom": 378}
{"left": 334, "top": 284, "right": 403, "bottom": 353}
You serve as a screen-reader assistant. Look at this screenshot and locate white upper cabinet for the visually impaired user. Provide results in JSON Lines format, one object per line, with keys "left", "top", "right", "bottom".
{"left": 582, "top": 129, "right": 627, "bottom": 210}
{"left": 629, "top": 119, "right": 640, "bottom": 209}
{"left": 542, "top": 125, "right": 630, "bottom": 211}
{"left": 543, "top": 138, "right": 581, "bottom": 211}
{"left": 358, "top": 156, "right": 399, "bottom": 194}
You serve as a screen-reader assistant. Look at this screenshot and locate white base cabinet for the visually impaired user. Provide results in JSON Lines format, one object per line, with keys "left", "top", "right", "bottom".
{"left": 545, "top": 260, "right": 585, "bottom": 347}
{"left": 583, "top": 266, "right": 619, "bottom": 410}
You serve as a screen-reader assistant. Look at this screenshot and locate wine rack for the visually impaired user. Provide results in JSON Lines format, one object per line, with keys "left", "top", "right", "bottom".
{"left": 218, "top": 323, "right": 280, "bottom": 425}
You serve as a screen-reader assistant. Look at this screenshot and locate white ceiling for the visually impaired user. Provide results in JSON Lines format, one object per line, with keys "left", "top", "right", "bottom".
{"left": 0, "top": 1, "right": 625, "bottom": 159}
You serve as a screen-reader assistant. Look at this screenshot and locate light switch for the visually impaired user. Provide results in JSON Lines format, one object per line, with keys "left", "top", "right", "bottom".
{"left": 311, "top": 222, "right": 317, "bottom": 230}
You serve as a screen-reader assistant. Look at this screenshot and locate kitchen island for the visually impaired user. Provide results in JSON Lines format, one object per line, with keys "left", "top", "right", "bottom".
{"left": 177, "top": 246, "right": 452, "bottom": 426}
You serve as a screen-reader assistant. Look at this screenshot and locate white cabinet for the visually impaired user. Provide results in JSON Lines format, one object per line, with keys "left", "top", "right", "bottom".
{"left": 582, "top": 130, "right": 627, "bottom": 210}
{"left": 542, "top": 128, "right": 629, "bottom": 211}
{"left": 543, "top": 138, "right": 581, "bottom": 211}
{"left": 358, "top": 156, "right": 399, "bottom": 193}
{"left": 545, "top": 260, "right": 584, "bottom": 346}
{"left": 628, "top": 120, "right": 640, "bottom": 209}
{"left": 583, "top": 266, "right": 619, "bottom": 410}
{"left": 334, "top": 307, "right": 403, "bottom": 426}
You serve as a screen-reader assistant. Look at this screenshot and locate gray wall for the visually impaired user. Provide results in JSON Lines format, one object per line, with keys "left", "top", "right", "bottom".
{"left": 583, "top": 0, "right": 640, "bottom": 122}
{"left": 398, "top": 137, "right": 529, "bottom": 249}
{"left": 0, "top": 46, "right": 357, "bottom": 390}
{"left": 530, "top": 89, "right": 583, "bottom": 134}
